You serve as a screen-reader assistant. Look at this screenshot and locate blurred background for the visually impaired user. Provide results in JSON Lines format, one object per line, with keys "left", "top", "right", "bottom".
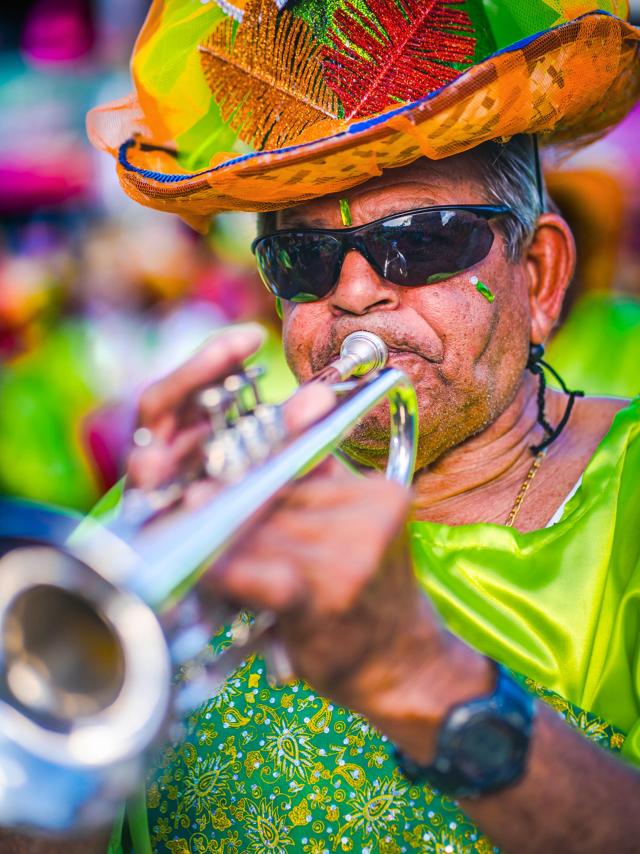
{"left": 0, "top": 0, "right": 639, "bottom": 514}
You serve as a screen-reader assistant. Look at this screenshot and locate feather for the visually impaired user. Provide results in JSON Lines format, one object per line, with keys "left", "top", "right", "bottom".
{"left": 200, "top": 0, "right": 341, "bottom": 150}
{"left": 213, "top": 0, "right": 290, "bottom": 23}
{"left": 323, "top": 0, "right": 476, "bottom": 120}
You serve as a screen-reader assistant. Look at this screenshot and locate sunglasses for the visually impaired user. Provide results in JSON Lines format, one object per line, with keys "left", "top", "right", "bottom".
{"left": 251, "top": 204, "right": 512, "bottom": 303}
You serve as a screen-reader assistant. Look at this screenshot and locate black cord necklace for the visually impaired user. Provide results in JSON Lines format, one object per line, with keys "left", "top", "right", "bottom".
{"left": 526, "top": 343, "right": 585, "bottom": 455}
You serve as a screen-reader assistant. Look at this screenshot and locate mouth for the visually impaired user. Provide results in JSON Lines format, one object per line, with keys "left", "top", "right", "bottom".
{"left": 322, "top": 341, "right": 442, "bottom": 371}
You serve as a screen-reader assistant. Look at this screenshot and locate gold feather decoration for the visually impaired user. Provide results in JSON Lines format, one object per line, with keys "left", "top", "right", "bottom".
{"left": 213, "top": 0, "right": 290, "bottom": 22}
{"left": 200, "top": 0, "right": 342, "bottom": 150}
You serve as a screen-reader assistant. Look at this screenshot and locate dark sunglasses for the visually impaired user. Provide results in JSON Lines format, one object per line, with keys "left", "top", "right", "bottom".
{"left": 251, "top": 204, "right": 512, "bottom": 303}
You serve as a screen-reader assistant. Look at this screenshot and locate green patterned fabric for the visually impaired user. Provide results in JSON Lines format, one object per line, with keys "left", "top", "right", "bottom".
{"left": 143, "top": 635, "right": 624, "bottom": 854}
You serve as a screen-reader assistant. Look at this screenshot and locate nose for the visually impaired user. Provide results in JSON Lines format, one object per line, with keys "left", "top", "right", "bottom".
{"left": 329, "top": 250, "right": 400, "bottom": 316}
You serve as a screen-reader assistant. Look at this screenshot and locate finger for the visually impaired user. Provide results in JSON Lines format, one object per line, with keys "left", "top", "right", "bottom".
{"left": 208, "top": 556, "right": 305, "bottom": 614}
{"left": 298, "top": 453, "right": 354, "bottom": 481}
{"left": 126, "top": 422, "right": 210, "bottom": 490}
{"left": 181, "top": 478, "right": 223, "bottom": 509}
{"left": 282, "top": 382, "right": 335, "bottom": 435}
{"left": 283, "top": 468, "right": 409, "bottom": 514}
{"left": 138, "top": 323, "right": 266, "bottom": 429}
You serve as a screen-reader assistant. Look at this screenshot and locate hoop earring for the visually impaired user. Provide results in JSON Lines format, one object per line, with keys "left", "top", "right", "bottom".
{"left": 527, "top": 343, "right": 584, "bottom": 455}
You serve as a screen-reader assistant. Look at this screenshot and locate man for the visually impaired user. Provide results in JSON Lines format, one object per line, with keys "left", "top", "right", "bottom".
{"left": 122, "top": 138, "right": 640, "bottom": 854}
{"left": 4, "top": 1, "right": 640, "bottom": 852}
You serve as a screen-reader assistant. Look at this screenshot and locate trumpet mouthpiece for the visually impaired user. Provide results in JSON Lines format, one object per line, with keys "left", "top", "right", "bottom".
{"left": 337, "top": 331, "right": 388, "bottom": 379}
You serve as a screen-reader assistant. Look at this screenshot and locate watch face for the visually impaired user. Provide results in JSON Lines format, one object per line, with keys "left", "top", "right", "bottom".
{"left": 454, "top": 715, "right": 525, "bottom": 781}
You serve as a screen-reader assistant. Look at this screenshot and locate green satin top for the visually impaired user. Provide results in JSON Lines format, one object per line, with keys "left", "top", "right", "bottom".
{"left": 130, "top": 399, "right": 640, "bottom": 854}
{"left": 411, "top": 397, "right": 640, "bottom": 768}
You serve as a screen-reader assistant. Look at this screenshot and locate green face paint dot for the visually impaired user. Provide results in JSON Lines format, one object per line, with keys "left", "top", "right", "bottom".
{"left": 339, "top": 198, "right": 352, "bottom": 227}
{"left": 474, "top": 279, "right": 495, "bottom": 303}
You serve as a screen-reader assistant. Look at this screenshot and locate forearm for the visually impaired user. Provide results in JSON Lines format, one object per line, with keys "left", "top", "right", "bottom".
{"left": 355, "top": 632, "right": 640, "bottom": 853}
{"left": 462, "top": 701, "right": 640, "bottom": 853}
{"left": 0, "top": 829, "right": 110, "bottom": 854}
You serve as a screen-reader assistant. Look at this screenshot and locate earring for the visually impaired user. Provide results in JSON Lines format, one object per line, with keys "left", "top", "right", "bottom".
{"left": 274, "top": 296, "right": 283, "bottom": 320}
{"left": 470, "top": 275, "right": 494, "bottom": 303}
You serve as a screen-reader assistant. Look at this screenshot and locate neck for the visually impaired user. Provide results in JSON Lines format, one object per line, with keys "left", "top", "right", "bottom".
{"left": 412, "top": 372, "right": 563, "bottom": 525}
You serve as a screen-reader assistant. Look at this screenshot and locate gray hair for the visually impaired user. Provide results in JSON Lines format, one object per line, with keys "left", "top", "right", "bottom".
{"left": 256, "top": 134, "right": 547, "bottom": 263}
{"left": 477, "top": 135, "right": 548, "bottom": 262}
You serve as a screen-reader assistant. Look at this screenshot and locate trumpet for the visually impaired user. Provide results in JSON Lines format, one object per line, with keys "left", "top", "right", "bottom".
{"left": 0, "top": 330, "right": 417, "bottom": 833}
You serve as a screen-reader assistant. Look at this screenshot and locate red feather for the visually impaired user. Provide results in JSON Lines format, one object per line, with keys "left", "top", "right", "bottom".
{"left": 322, "top": 0, "right": 476, "bottom": 120}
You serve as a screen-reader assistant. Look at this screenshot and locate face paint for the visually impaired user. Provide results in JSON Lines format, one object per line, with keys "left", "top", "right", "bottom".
{"left": 339, "top": 198, "right": 352, "bottom": 227}
{"left": 470, "top": 275, "right": 494, "bottom": 303}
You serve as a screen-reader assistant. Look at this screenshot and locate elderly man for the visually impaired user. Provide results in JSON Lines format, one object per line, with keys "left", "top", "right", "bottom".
{"left": 3, "top": 1, "right": 640, "bottom": 852}
{"left": 116, "top": 135, "right": 640, "bottom": 854}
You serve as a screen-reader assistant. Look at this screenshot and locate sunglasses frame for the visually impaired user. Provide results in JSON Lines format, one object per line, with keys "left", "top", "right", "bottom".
{"left": 251, "top": 204, "right": 513, "bottom": 302}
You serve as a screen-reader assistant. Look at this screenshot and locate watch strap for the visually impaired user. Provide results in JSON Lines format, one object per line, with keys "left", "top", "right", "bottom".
{"left": 393, "top": 662, "right": 535, "bottom": 799}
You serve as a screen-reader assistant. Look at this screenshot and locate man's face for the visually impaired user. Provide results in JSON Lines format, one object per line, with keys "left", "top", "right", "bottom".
{"left": 277, "top": 154, "right": 533, "bottom": 470}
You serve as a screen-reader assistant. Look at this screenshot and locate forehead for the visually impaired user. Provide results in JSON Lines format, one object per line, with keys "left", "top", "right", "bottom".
{"left": 277, "top": 151, "right": 488, "bottom": 228}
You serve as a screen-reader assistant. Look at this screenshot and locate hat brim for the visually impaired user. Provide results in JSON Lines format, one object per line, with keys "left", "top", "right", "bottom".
{"left": 108, "top": 12, "right": 640, "bottom": 231}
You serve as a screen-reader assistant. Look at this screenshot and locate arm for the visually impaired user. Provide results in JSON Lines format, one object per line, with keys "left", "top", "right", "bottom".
{"left": 357, "top": 628, "right": 640, "bottom": 854}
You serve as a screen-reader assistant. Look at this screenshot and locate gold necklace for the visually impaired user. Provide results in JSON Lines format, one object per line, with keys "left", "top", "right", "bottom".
{"left": 505, "top": 450, "right": 547, "bottom": 528}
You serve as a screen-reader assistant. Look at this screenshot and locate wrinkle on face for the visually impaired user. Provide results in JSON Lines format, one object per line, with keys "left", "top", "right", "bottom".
{"left": 278, "top": 155, "right": 532, "bottom": 469}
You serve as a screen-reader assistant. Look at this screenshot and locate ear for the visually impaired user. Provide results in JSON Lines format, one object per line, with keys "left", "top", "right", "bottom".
{"left": 525, "top": 213, "right": 576, "bottom": 345}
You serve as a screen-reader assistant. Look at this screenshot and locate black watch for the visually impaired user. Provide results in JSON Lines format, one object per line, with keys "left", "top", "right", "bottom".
{"left": 393, "top": 662, "right": 535, "bottom": 799}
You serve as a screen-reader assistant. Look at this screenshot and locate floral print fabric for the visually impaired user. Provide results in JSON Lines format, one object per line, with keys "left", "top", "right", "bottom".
{"left": 145, "top": 621, "right": 624, "bottom": 854}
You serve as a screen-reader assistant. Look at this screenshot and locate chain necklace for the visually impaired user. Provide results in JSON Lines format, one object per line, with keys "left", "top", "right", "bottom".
{"left": 505, "top": 449, "right": 547, "bottom": 528}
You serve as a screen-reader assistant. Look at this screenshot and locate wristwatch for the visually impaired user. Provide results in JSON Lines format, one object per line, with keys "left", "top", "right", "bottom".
{"left": 393, "top": 662, "right": 535, "bottom": 798}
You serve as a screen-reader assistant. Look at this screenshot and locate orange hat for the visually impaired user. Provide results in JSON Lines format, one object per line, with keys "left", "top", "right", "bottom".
{"left": 88, "top": 0, "right": 640, "bottom": 231}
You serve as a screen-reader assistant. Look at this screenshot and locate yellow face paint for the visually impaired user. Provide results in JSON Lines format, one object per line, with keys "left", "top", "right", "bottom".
{"left": 339, "top": 198, "right": 352, "bottom": 227}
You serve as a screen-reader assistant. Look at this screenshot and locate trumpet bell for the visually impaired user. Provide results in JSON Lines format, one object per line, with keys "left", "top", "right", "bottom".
{"left": 0, "top": 331, "right": 418, "bottom": 833}
{"left": 0, "top": 511, "right": 172, "bottom": 832}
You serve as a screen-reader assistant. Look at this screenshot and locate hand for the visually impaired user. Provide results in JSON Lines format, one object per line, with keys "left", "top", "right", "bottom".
{"left": 207, "top": 457, "right": 441, "bottom": 699}
{"left": 127, "top": 324, "right": 487, "bottom": 760}
{"left": 126, "top": 322, "right": 333, "bottom": 494}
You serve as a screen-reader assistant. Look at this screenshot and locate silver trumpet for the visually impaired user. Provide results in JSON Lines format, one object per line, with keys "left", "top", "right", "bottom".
{"left": 0, "top": 330, "right": 417, "bottom": 833}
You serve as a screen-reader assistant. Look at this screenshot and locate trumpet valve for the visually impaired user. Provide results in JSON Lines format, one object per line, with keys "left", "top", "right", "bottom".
{"left": 200, "top": 366, "right": 286, "bottom": 483}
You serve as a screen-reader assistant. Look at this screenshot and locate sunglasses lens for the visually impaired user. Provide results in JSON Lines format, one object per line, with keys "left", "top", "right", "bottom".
{"left": 254, "top": 233, "right": 342, "bottom": 302}
{"left": 364, "top": 209, "right": 495, "bottom": 286}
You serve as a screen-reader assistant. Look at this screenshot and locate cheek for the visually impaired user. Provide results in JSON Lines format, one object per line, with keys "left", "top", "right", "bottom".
{"left": 282, "top": 303, "right": 328, "bottom": 382}
{"left": 408, "top": 282, "right": 497, "bottom": 383}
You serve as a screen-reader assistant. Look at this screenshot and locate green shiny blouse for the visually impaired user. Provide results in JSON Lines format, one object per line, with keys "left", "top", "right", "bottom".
{"left": 137, "top": 399, "right": 640, "bottom": 854}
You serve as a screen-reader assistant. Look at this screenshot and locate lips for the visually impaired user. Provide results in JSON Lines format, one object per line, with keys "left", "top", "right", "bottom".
{"left": 321, "top": 341, "right": 442, "bottom": 371}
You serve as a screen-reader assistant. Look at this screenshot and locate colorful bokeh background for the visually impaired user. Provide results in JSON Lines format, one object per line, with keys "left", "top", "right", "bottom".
{"left": 0, "top": 0, "right": 639, "bottom": 514}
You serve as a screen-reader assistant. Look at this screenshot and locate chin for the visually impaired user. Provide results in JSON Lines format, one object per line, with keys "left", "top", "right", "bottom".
{"left": 338, "top": 385, "right": 486, "bottom": 471}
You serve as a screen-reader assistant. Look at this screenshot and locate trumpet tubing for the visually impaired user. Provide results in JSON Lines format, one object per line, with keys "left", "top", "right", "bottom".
{"left": 0, "top": 330, "right": 417, "bottom": 833}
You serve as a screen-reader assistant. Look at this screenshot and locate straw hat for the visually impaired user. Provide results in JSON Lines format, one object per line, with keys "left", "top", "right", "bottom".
{"left": 88, "top": 0, "right": 640, "bottom": 231}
